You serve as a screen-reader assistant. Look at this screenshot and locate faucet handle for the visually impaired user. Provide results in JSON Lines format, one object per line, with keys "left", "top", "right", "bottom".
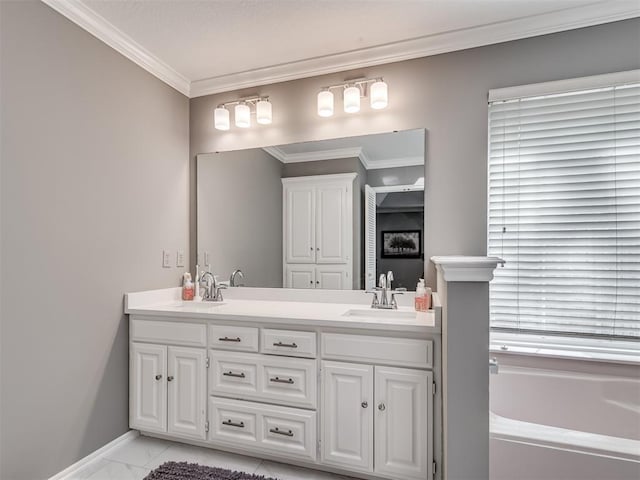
{"left": 366, "top": 289, "right": 380, "bottom": 308}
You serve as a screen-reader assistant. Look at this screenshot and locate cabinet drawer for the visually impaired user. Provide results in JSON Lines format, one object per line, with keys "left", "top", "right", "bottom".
{"left": 321, "top": 333, "right": 433, "bottom": 369}
{"left": 261, "top": 329, "right": 316, "bottom": 358}
{"left": 131, "top": 319, "right": 206, "bottom": 347}
{"left": 209, "top": 351, "right": 317, "bottom": 409}
{"left": 209, "top": 397, "right": 317, "bottom": 462}
{"left": 209, "top": 325, "right": 258, "bottom": 352}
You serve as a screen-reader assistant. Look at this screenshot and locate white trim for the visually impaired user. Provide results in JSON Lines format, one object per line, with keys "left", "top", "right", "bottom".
{"left": 264, "top": 146, "right": 362, "bottom": 164}
{"left": 43, "top": 1, "right": 639, "bottom": 98}
{"left": 263, "top": 146, "right": 423, "bottom": 170}
{"left": 431, "top": 256, "right": 504, "bottom": 282}
{"left": 281, "top": 172, "right": 358, "bottom": 184}
{"left": 490, "top": 332, "right": 640, "bottom": 366}
{"left": 189, "top": 3, "right": 640, "bottom": 97}
{"left": 363, "top": 156, "right": 424, "bottom": 170}
{"left": 373, "top": 184, "right": 424, "bottom": 193}
{"left": 48, "top": 430, "right": 139, "bottom": 480}
{"left": 41, "top": 0, "right": 190, "bottom": 96}
{"left": 489, "top": 69, "right": 640, "bottom": 102}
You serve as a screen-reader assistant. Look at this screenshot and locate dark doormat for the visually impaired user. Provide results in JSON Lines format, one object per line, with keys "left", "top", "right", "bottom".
{"left": 144, "top": 461, "right": 278, "bottom": 480}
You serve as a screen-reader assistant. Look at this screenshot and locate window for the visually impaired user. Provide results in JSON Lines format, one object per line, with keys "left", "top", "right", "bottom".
{"left": 488, "top": 71, "right": 640, "bottom": 339}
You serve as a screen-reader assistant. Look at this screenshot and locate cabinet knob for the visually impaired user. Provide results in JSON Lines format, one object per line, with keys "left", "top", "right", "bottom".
{"left": 361, "top": 401, "right": 368, "bottom": 409}
{"left": 378, "top": 403, "right": 386, "bottom": 411}
{"left": 316, "top": 280, "right": 320, "bottom": 284}
{"left": 155, "top": 374, "right": 162, "bottom": 381}
{"left": 316, "top": 247, "right": 320, "bottom": 251}
{"left": 310, "top": 247, "right": 313, "bottom": 251}
{"left": 167, "top": 376, "right": 174, "bottom": 382}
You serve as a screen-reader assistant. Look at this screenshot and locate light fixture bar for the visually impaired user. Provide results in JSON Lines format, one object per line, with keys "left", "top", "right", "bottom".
{"left": 316, "top": 77, "right": 387, "bottom": 117}
{"left": 214, "top": 95, "right": 272, "bottom": 131}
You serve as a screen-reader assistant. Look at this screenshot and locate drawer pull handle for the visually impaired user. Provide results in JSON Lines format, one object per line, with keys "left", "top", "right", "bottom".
{"left": 219, "top": 336, "right": 241, "bottom": 342}
{"left": 273, "top": 341, "right": 298, "bottom": 348}
{"left": 270, "top": 377, "right": 294, "bottom": 384}
{"left": 361, "top": 401, "right": 368, "bottom": 409}
{"left": 223, "top": 371, "right": 246, "bottom": 378}
{"left": 378, "top": 403, "right": 386, "bottom": 411}
{"left": 155, "top": 374, "right": 162, "bottom": 381}
{"left": 167, "top": 376, "right": 174, "bottom": 382}
{"left": 222, "top": 420, "right": 245, "bottom": 428}
{"left": 269, "top": 427, "right": 294, "bottom": 437}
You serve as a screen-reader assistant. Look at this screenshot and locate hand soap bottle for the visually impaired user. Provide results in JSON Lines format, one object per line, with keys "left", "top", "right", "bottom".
{"left": 182, "top": 272, "right": 194, "bottom": 301}
{"left": 415, "top": 279, "right": 426, "bottom": 311}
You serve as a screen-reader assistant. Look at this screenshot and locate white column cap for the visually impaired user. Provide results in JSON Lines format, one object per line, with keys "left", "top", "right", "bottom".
{"left": 430, "top": 256, "right": 504, "bottom": 282}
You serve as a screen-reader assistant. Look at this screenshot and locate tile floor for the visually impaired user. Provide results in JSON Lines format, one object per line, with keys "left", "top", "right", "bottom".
{"left": 68, "top": 434, "right": 356, "bottom": 480}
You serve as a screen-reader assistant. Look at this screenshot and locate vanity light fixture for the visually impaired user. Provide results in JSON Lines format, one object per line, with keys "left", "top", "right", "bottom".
{"left": 213, "top": 96, "right": 272, "bottom": 131}
{"left": 317, "top": 77, "right": 388, "bottom": 117}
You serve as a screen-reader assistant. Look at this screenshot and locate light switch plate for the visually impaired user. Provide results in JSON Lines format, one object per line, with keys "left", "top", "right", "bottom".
{"left": 162, "top": 250, "right": 171, "bottom": 268}
{"left": 176, "top": 250, "right": 185, "bottom": 268}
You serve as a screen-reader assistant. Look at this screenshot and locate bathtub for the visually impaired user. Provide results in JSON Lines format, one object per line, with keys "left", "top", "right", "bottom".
{"left": 489, "top": 352, "right": 640, "bottom": 480}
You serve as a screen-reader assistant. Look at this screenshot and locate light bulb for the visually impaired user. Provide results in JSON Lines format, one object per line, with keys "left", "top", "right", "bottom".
{"left": 370, "top": 80, "right": 388, "bottom": 109}
{"left": 235, "top": 103, "right": 250, "bottom": 128}
{"left": 214, "top": 107, "right": 230, "bottom": 131}
{"left": 256, "top": 99, "right": 272, "bottom": 125}
{"left": 317, "top": 90, "right": 334, "bottom": 117}
{"left": 343, "top": 86, "right": 360, "bottom": 113}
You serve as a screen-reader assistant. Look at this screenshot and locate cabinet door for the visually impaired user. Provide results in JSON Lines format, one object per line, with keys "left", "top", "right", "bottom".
{"left": 130, "top": 343, "right": 166, "bottom": 433}
{"left": 167, "top": 346, "right": 207, "bottom": 440}
{"left": 375, "top": 366, "right": 432, "bottom": 480}
{"left": 284, "top": 184, "right": 316, "bottom": 263}
{"left": 321, "top": 361, "right": 373, "bottom": 472}
{"left": 284, "top": 264, "right": 315, "bottom": 288}
{"left": 315, "top": 265, "right": 349, "bottom": 290}
{"left": 316, "top": 183, "right": 349, "bottom": 264}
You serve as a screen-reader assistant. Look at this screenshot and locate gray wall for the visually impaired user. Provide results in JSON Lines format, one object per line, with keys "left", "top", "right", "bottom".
{"left": 0, "top": 2, "right": 189, "bottom": 479}
{"left": 197, "top": 149, "right": 283, "bottom": 287}
{"left": 190, "top": 18, "right": 640, "bottom": 288}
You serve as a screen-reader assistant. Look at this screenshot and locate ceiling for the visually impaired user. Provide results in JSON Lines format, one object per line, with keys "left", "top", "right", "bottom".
{"left": 43, "top": 0, "right": 640, "bottom": 97}
{"left": 264, "top": 129, "right": 424, "bottom": 169}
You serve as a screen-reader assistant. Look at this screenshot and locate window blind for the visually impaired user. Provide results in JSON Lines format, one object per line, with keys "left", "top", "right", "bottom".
{"left": 488, "top": 75, "right": 640, "bottom": 339}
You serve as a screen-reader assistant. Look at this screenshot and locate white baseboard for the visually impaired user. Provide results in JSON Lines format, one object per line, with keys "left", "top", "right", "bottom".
{"left": 48, "top": 430, "right": 139, "bottom": 480}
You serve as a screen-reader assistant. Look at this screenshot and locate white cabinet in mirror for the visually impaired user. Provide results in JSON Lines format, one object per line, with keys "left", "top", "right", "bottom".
{"left": 196, "top": 129, "right": 426, "bottom": 291}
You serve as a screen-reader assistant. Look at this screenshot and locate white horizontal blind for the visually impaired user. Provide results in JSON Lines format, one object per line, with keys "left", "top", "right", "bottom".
{"left": 488, "top": 78, "right": 640, "bottom": 338}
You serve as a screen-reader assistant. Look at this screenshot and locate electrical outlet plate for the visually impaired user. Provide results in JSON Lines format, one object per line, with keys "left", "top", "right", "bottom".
{"left": 162, "top": 250, "right": 171, "bottom": 268}
{"left": 176, "top": 250, "right": 185, "bottom": 268}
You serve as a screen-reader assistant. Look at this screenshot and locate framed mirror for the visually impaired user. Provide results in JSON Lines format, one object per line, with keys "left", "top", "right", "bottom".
{"left": 197, "top": 128, "right": 425, "bottom": 290}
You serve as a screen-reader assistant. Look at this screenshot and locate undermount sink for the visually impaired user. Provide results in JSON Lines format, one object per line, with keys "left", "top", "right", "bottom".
{"left": 342, "top": 308, "right": 417, "bottom": 320}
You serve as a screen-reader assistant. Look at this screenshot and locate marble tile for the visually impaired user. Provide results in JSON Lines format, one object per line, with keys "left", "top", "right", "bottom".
{"left": 66, "top": 458, "right": 112, "bottom": 480}
{"left": 102, "top": 435, "right": 171, "bottom": 468}
{"left": 144, "top": 443, "right": 262, "bottom": 474}
{"left": 79, "top": 460, "right": 149, "bottom": 480}
{"left": 254, "top": 460, "right": 356, "bottom": 480}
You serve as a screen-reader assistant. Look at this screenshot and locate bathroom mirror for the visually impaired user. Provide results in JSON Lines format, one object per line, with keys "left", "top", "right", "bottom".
{"left": 197, "top": 128, "right": 425, "bottom": 290}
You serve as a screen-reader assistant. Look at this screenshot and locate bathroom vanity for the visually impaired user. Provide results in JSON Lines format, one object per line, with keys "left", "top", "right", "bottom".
{"left": 125, "top": 288, "right": 442, "bottom": 480}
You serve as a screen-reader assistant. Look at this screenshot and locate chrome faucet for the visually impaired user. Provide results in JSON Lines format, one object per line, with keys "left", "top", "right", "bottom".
{"left": 230, "top": 269, "right": 245, "bottom": 287}
{"left": 200, "top": 271, "right": 226, "bottom": 302}
{"left": 367, "top": 270, "right": 403, "bottom": 309}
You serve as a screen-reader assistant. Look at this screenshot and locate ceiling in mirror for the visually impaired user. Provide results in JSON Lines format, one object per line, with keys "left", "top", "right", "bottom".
{"left": 197, "top": 129, "right": 425, "bottom": 292}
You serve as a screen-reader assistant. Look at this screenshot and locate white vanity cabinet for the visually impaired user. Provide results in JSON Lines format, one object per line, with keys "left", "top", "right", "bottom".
{"left": 129, "top": 315, "right": 438, "bottom": 480}
{"left": 321, "top": 351, "right": 433, "bottom": 479}
{"left": 282, "top": 173, "right": 356, "bottom": 288}
{"left": 130, "top": 321, "right": 207, "bottom": 441}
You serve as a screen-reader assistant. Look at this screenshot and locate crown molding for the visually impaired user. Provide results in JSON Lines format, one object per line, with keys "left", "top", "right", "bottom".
{"left": 189, "top": 2, "right": 640, "bottom": 97}
{"left": 43, "top": 0, "right": 639, "bottom": 99}
{"left": 263, "top": 146, "right": 363, "bottom": 164}
{"left": 41, "top": 0, "right": 191, "bottom": 97}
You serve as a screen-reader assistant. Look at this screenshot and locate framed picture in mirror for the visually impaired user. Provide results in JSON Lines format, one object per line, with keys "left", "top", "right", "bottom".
{"left": 381, "top": 230, "right": 422, "bottom": 258}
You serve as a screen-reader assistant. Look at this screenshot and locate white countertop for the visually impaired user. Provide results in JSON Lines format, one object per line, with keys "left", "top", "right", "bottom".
{"left": 125, "top": 288, "right": 440, "bottom": 334}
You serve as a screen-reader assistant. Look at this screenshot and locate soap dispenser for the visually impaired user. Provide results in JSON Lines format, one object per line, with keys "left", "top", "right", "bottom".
{"left": 182, "top": 272, "right": 194, "bottom": 301}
